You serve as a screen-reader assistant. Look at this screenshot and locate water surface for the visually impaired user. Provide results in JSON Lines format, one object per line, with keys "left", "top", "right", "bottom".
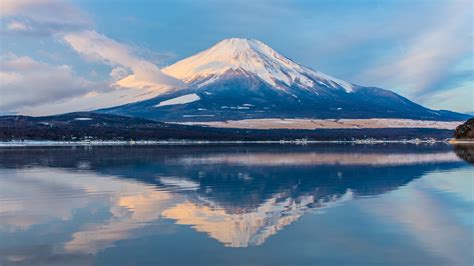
{"left": 0, "top": 144, "right": 472, "bottom": 265}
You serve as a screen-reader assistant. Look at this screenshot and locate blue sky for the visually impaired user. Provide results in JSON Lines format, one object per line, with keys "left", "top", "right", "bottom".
{"left": 1, "top": 0, "right": 473, "bottom": 115}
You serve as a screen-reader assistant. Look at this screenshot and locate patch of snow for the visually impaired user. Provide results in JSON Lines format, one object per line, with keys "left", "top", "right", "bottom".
{"left": 74, "top": 117, "right": 93, "bottom": 121}
{"left": 309, "top": 70, "right": 354, "bottom": 93}
{"left": 155, "top": 93, "right": 200, "bottom": 107}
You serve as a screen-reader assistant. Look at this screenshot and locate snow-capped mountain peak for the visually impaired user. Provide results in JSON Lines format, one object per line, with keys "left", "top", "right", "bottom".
{"left": 100, "top": 38, "right": 468, "bottom": 122}
{"left": 162, "top": 38, "right": 354, "bottom": 92}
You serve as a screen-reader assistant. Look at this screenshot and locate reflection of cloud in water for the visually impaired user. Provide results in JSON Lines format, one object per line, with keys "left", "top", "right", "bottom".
{"left": 0, "top": 169, "right": 107, "bottom": 231}
{"left": 360, "top": 169, "right": 473, "bottom": 265}
{"left": 64, "top": 187, "right": 172, "bottom": 254}
{"left": 0, "top": 168, "right": 175, "bottom": 255}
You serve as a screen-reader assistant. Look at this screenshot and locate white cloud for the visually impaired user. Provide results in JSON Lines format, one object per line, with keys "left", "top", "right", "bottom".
{"left": 423, "top": 81, "right": 474, "bottom": 113}
{"left": 63, "top": 30, "right": 185, "bottom": 93}
{"left": 0, "top": 54, "right": 183, "bottom": 116}
{"left": 359, "top": 1, "right": 473, "bottom": 101}
{"left": 1, "top": 1, "right": 186, "bottom": 115}
{"left": 0, "top": 0, "right": 91, "bottom": 36}
{"left": 6, "top": 20, "right": 30, "bottom": 31}
{"left": 110, "top": 66, "right": 129, "bottom": 81}
{"left": 0, "top": 52, "right": 184, "bottom": 115}
{"left": 0, "top": 54, "right": 105, "bottom": 112}
{"left": 15, "top": 85, "right": 177, "bottom": 116}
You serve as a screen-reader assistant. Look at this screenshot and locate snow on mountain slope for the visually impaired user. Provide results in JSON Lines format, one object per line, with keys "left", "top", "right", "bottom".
{"left": 162, "top": 38, "right": 354, "bottom": 92}
{"left": 155, "top": 93, "right": 200, "bottom": 107}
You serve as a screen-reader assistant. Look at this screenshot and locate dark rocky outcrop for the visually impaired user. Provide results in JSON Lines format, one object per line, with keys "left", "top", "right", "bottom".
{"left": 454, "top": 118, "right": 474, "bottom": 139}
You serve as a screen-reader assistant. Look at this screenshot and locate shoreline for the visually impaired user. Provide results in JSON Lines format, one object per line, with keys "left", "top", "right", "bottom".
{"left": 448, "top": 139, "right": 474, "bottom": 144}
{"left": 0, "top": 139, "right": 455, "bottom": 147}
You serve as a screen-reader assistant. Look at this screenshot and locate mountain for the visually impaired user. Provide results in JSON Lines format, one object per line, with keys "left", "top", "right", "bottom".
{"left": 100, "top": 38, "right": 467, "bottom": 122}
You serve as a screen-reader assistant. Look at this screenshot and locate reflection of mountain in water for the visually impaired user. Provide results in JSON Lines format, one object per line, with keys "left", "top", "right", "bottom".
{"left": 161, "top": 188, "right": 356, "bottom": 247}
{"left": 0, "top": 144, "right": 465, "bottom": 248}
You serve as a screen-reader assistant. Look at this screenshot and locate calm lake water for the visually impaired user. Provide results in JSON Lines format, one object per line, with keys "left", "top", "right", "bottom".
{"left": 0, "top": 144, "right": 472, "bottom": 266}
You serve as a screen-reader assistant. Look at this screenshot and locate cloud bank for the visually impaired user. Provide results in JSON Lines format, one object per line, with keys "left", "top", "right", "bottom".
{"left": 1, "top": 0, "right": 91, "bottom": 36}
{"left": 358, "top": 1, "right": 473, "bottom": 102}
{"left": 1, "top": 0, "right": 184, "bottom": 115}
{"left": 0, "top": 54, "right": 105, "bottom": 111}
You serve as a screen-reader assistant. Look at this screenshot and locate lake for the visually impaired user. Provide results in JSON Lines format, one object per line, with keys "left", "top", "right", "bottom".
{"left": 0, "top": 144, "right": 472, "bottom": 266}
